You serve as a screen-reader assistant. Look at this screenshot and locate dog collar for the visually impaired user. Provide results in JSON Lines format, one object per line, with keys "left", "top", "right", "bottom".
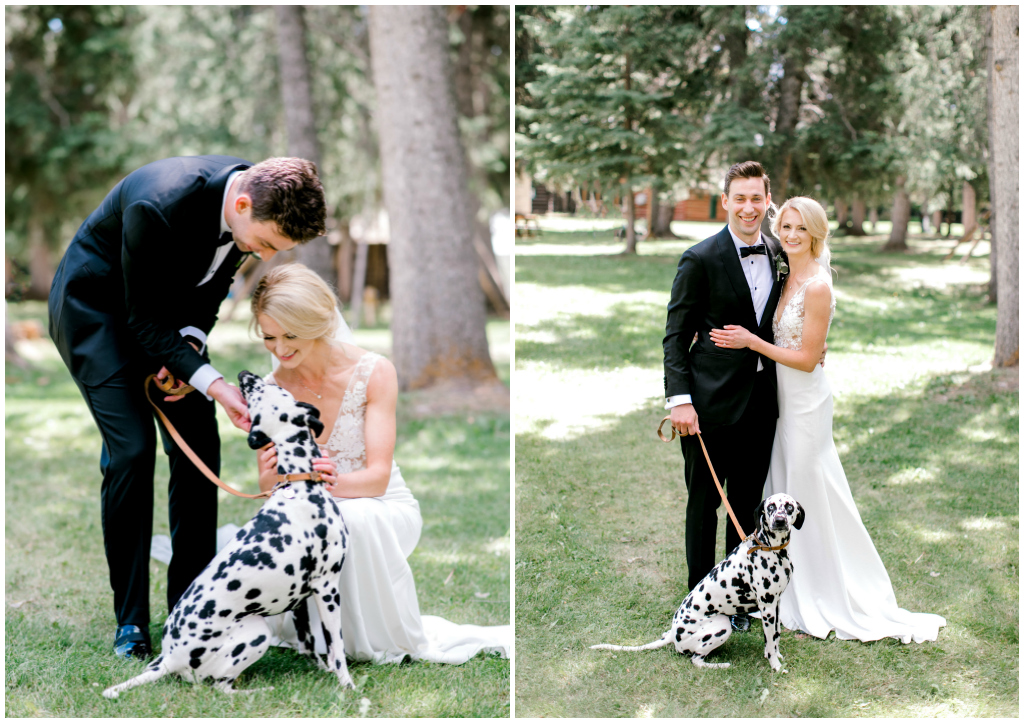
{"left": 270, "top": 471, "right": 324, "bottom": 496}
{"left": 747, "top": 532, "right": 789, "bottom": 555}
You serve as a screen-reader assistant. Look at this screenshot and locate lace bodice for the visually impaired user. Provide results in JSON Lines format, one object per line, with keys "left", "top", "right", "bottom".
{"left": 320, "top": 351, "right": 381, "bottom": 474}
{"left": 772, "top": 275, "right": 836, "bottom": 351}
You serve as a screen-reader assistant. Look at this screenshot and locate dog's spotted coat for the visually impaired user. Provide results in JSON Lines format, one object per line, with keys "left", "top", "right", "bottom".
{"left": 104, "top": 370, "right": 353, "bottom": 697}
{"left": 591, "top": 493, "right": 805, "bottom": 671}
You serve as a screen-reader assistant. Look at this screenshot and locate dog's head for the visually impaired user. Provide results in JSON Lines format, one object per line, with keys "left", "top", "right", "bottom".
{"left": 238, "top": 370, "right": 324, "bottom": 452}
{"left": 755, "top": 493, "right": 805, "bottom": 536}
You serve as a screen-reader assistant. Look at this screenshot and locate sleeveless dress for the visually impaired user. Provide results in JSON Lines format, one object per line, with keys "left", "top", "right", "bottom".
{"left": 152, "top": 350, "right": 510, "bottom": 664}
{"left": 764, "top": 274, "right": 946, "bottom": 643}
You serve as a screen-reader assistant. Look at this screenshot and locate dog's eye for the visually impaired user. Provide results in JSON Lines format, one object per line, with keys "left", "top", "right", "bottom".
{"left": 785, "top": 504, "right": 793, "bottom": 513}
{"left": 767, "top": 504, "right": 775, "bottom": 513}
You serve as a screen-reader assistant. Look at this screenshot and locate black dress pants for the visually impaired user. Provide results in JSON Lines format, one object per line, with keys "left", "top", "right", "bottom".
{"left": 681, "top": 371, "right": 777, "bottom": 592}
{"left": 73, "top": 358, "right": 219, "bottom": 629}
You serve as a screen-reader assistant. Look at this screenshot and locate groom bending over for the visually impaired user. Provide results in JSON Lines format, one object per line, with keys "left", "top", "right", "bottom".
{"left": 663, "top": 161, "right": 784, "bottom": 633}
{"left": 48, "top": 156, "right": 326, "bottom": 658}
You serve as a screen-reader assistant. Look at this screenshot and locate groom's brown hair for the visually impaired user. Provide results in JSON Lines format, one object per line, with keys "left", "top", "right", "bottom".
{"left": 724, "top": 161, "right": 770, "bottom": 198}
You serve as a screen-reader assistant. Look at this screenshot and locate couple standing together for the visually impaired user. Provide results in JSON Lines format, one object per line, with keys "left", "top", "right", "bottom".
{"left": 664, "top": 160, "right": 945, "bottom": 643}
{"left": 48, "top": 155, "right": 508, "bottom": 664}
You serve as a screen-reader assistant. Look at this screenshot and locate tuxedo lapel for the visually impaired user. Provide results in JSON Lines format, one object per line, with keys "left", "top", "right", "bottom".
{"left": 715, "top": 227, "right": 757, "bottom": 326}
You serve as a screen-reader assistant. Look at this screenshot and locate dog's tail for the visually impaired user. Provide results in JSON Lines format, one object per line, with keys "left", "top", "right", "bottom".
{"left": 590, "top": 631, "right": 673, "bottom": 652}
{"left": 102, "top": 658, "right": 169, "bottom": 699}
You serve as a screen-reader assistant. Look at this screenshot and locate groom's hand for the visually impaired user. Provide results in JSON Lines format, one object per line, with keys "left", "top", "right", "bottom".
{"left": 670, "top": 403, "right": 700, "bottom": 437}
{"left": 208, "top": 378, "right": 251, "bottom": 432}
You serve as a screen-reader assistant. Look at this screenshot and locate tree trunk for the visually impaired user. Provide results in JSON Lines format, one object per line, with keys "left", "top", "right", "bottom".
{"left": 835, "top": 199, "right": 849, "bottom": 231}
{"left": 274, "top": 4, "right": 335, "bottom": 285}
{"left": 931, "top": 209, "right": 943, "bottom": 235}
{"left": 25, "top": 215, "right": 53, "bottom": 301}
{"left": 623, "top": 185, "right": 637, "bottom": 254}
{"left": 868, "top": 206, "right": 878, "bottom": 233}
{"left": 850, "top": 197, "right": 866, "bottom": 235}
{"left": 985, "top": 6, "right": 998, "bottom": 305}
{"left": 989, "top": 5, "right": 1019, "bottom": 366}
{"left": 772, "top": 53, "right": 805, "bottom": 206}
{"left": 654, "top": 195, "right": 679, "bottom": 238}
{"left": 883, "top": 176, "right": 910, "bottom": 251}
{"left": 723, "top": 6, "right": 753, "bottom": 109}
{"left": 962, "top": 181, "right": 976, "bottom": 232}
{"left": 368, "top": 5, "right": 497, "bottom": 390}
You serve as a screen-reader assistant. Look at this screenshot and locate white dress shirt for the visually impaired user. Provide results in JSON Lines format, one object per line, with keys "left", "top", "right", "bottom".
{"left": 665, "top": 226, "right": 773, "bottom": 409}
{"left": 182, "top": 170, "right": 243, "bottom": 399}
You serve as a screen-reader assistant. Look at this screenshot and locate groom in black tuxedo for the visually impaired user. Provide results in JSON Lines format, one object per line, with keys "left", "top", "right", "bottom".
{"left": 663, "top": 161, "right": 785, "bottom": 631}
{"left": 48, "top": 155, "right": 326, "bottom": 658}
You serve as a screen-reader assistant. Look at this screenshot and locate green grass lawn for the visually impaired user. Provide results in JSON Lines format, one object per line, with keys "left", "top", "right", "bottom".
{"left": 5, "top": 304, "right": 510, "bottom": 717}
{"left": 514, "top": 219, "right": 1018, "bottom": 717}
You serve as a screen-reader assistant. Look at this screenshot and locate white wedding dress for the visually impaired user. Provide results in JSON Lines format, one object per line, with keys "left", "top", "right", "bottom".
{"left": 764, "top": 272, "right": 946, "bottom": 644}
{"left": 152, "top": 333, "right": 510, "bottom": 665}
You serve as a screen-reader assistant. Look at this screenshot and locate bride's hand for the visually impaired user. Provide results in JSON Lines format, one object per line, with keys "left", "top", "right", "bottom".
{"left": 710, "top": 324, "right": 755, "bottom": 349}
{"left": 313, "top": 457, "right": 337, "bottom": 488}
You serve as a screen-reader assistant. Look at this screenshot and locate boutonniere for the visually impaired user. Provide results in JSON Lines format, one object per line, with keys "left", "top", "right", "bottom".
{"left": 774, "top": 252, "right": 790, "bottom": 281}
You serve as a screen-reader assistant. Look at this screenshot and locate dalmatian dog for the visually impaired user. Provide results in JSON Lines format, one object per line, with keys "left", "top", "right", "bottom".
{"left": 591, "top": 493, "right": 805, "bottom": 671}
{"left": 103, "top": 370, "right": 353, "bottom": 698}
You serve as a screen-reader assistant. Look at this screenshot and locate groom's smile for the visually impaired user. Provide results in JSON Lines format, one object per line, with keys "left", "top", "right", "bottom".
{"left": 722, "top": 176, "right": 771, "bottom": 244}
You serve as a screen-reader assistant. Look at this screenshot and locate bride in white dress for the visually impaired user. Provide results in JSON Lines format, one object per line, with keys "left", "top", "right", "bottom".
{"left": 156, "top": 264, "right": 509, "bottom": 665}
{"left": 710, "top": 197, "right": 945, "bottom": 644}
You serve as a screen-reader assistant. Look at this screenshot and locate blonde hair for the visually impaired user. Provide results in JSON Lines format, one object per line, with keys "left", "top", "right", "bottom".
{"left": 771, "top": 196, "right": 832, "bottom": 271}
{"left": 250, "top": 264, "right": 341, "bottom": 341}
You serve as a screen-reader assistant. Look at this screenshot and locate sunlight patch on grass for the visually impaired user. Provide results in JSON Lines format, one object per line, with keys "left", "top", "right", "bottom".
{"left": 515, "top": 242, "right": 625, "bottom": 256}
{"left": 634, "top": 702, "right": 656, "bottom": 717}
{"left": 959, "top": 517, "right": 1009, "bottom": 532}
{"left": 888, "top": 467, "right": 936, "bottom": 485}
{"left": 515, "top": 364, "right": 662, "bottom": 440}
{"left": 889, "top": 261, "right": 990, "bottom": 290}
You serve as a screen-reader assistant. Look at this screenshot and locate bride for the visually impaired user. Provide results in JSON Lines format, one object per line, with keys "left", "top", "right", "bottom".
{"left": 156, "top": 264, "right": 509, "bottom": 665}
{"left": 710, "top": 197, "right": 945, "bottom": 644}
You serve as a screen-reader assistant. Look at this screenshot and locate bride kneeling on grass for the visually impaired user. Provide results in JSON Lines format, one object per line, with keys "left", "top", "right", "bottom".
{"left": 156, "top": 264, "right": 509, "bottom": 665}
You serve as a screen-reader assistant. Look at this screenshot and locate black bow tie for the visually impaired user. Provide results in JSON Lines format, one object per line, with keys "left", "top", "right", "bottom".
{"left": 740, "top": 244, "right": 767, "bottom": 258}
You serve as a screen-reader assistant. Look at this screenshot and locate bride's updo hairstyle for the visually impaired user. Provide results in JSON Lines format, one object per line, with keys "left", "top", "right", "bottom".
{"left": 771, "top": 196, "right": 832, "bottom": 271}
{"left": 250, "top": 263, "right": 341, "bottom": 341}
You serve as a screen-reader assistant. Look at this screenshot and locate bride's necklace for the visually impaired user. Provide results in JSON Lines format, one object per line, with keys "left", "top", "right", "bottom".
{"left": 296, "top": 348, "right": 332, "bottom": 400}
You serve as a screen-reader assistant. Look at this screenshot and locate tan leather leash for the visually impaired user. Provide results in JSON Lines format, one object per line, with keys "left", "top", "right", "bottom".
{"left": 658, "top": 416, "right": 788, "bottom": 556}
{"left": 144, "top": 373, "right": 322, "bottom": 500}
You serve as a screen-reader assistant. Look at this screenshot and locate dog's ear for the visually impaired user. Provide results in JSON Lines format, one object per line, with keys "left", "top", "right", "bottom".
{"left": 291, "top": 402, "right": 324, "bottom": 437}
{"left": 306, "top": 414, "right": 325, "bottom": 438}
{"left": 295, "top": 401, "right": 321, "bottom": 419}
{"left": 247, "top": 428, "right": 273, "bottom": 450}
{"left": 793, "top": 502, "right": 806, "bottom": 530}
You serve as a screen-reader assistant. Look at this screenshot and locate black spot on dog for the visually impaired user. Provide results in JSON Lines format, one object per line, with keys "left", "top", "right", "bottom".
{"left": 197, "top": 600, "right": 217, "bottom": 620}
{"left": 227, "top": 580, "right": 241, "bottom": 591}
{"left": 245, "top": 588, "right": 262, "bottom": 600}
{"left": 219, "top": 609, "right": 232, "bottom": 618}
{"left": 231, "top": 643, "right": 246, "bottom": 658}
{"left": 250, "top": 635, "right": 267, "bottom": 647}
{"left": 284, "top": 564, "right": 295, "bottom": 576}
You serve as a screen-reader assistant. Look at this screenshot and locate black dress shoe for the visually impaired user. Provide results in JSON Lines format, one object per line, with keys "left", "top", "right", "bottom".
{"left": 114, "top": 625, "right": 151, "bottom": 660}
{"left": 730, "top": 614, "right": 751, "bottom": 633}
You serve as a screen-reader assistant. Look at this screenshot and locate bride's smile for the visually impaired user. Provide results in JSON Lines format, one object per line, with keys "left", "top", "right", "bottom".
{"left": 778, "top": 208, "right": 814, "bottom": 257}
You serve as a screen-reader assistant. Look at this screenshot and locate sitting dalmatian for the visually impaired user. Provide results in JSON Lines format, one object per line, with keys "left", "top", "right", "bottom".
{"left": 591, "top": 493, "right": 805, "bottom": 671}
{"left": 104, "top": 370, "right": 353, "bottom": 698}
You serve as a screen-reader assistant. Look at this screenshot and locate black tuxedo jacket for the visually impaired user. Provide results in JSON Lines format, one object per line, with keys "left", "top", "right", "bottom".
{"left": 663, "top": 225, "right": 786, "bottom": 427}
{"left": 49, "top": 155, "right": 252, "bottom": 386}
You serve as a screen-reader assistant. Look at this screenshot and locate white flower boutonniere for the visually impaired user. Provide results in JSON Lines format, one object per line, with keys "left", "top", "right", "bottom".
{"left": 775, "top": 253, "right": 790, "bottom": 281}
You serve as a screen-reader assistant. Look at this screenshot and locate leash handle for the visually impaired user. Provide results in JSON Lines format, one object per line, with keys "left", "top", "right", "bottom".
{"left": 659, "top": 415, "right": 748, "bottom": 541}
{"left": 145, "top": 374, "right": 269, "bottom": 500}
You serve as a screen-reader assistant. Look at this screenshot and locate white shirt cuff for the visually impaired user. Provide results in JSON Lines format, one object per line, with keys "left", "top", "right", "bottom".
{"left": 665, "top": 394, "right": 692, "bottom": 409}
{"left": 189, "top": 364, "right": 223, "bottom": 401}
{"left": 179, "top": 326, "right": 209, "bottom": 355}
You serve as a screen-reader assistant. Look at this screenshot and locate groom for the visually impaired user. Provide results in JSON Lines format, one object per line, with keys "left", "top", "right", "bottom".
{"left": 663, "top": 161, "right": 785, "bottom": 633}
{"left": 48, "top": 155, "right": 326, "bottom": 658}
